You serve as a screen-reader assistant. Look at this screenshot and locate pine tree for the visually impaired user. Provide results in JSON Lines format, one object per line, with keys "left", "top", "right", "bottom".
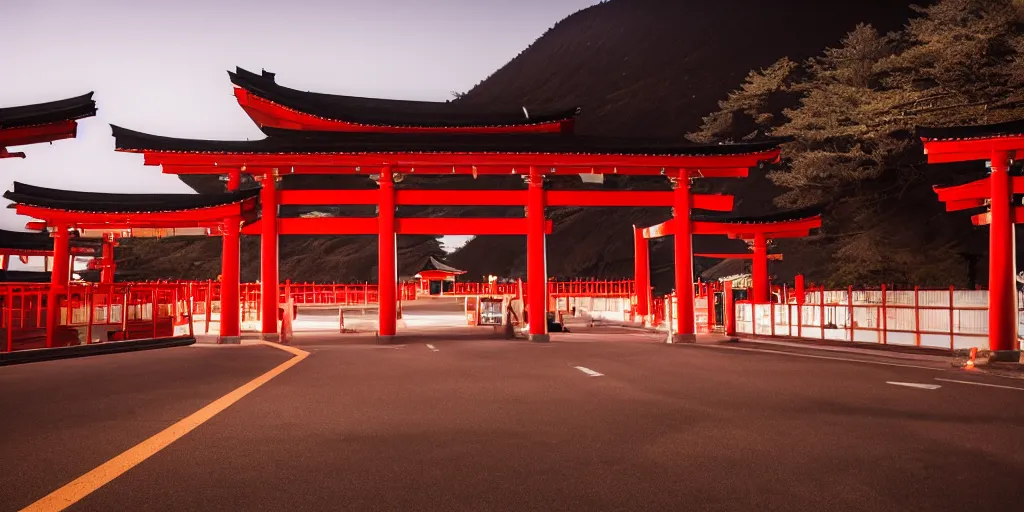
{"left": 690, "top": 0, "right": 1024, "bottom": 286}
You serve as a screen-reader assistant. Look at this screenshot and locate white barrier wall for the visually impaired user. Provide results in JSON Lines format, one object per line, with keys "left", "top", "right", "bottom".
{"left": 735, "top": 289, "right": 1005, "bottom": 350}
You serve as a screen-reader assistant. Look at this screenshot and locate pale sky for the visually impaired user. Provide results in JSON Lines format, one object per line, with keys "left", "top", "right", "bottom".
{"left": 0, "top": 0, "right": 601, "bottom": 251}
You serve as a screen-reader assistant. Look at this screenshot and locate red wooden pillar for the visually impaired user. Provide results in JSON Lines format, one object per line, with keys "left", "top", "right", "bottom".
{"left": 1, "top": 255, "right": 8, "bottom": 271}
{"left": 259, "top": 170, "right": 280, "bottom": 340}
{"left": 672, "top": 174, "right": 696, "bottom": 342}
{"left": 220, "top": 217, "right": 241, "bottom": 343}
{"left": 100, "top": 234, "right": 116, "bottom": 284}
{"left": 751, "top": 233, "right": 769, "bottom": 303}
{"left": 723, "top": 281, "right": 735, "bottom": 336}
{"left": 988, "top": 151, "right": 1016, "bottom": 352}
{"left": 46, "top": 223, "right": 71, "bottom": 348}
{"left": 526, "top": 167, "right": 549, "bottom": 342}
{"left": 377, "top": 168, "right": 398, "bottom": 341}
{"left": 633, "top": 225, "right": 650, "bottom": 323}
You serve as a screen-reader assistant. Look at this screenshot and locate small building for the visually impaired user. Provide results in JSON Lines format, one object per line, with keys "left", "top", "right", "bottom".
{"left": 414, "top": 256, "right": 466, "bottom": 296}
{"left": 701, "top": 259, "right": 752, "bottom": 290}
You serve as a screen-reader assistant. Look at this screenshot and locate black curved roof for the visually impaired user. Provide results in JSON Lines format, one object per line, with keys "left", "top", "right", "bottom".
{"left": 0, "top": 270, "right": 52, "bottom": 283}
{"left": 419, "top": 256, "right": 465, "bottom": 274}
{"left": 229, "top": 67, "right": 580, "bottom": 128}
{"left": 916, "top": 118, "right": 1024, "bottom": 141}
{"left": 3, "top": 182, "right": 260, "bottom": 213}
{"left": 692, "top": 205, "right": 822, "bottom": 224}
{"left": 0, "top": 228, "right": 99, "bottom": 254}
{"left": 112, "top": 124, "right": 784, "bottom": 158}
{"left": 0, "top": 93, "right": 97, "bottom": 130}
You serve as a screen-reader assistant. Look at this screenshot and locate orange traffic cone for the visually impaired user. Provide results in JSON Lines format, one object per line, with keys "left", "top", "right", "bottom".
{"left": 963, "top": 347, "right": 977, "bottom": 370}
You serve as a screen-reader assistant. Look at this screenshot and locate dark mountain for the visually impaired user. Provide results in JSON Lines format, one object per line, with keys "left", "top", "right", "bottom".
{"left": 448, "top": 0, "right": 920, "bottom": 290}
{"left": 121, "top": 0, "right": 919, "bottom": 289}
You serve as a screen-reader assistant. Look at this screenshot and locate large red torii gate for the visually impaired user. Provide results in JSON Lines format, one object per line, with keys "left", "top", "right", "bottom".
{"left": 110, "top": 67, "right": 783, "bottom": 343}
{"left": 918, "top": 118, "right": 1024, "bottom": 352}
{"left": 635, "top": 209, "right": 820, "bottom": 334}
{"left": 2, "top": 182, "right": 259, "bottom": 346}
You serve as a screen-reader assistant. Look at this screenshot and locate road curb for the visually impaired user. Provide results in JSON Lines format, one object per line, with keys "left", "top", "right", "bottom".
{"left": 0, "top": 336, "right": 196, "bottom": 366}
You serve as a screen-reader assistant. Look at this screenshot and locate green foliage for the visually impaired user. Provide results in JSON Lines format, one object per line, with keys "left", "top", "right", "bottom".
{"left": 691, "top": 0, "right": 1024, "bottom": 287}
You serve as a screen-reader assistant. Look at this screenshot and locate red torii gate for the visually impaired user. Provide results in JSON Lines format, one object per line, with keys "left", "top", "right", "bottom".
{"left": 635, "top": 209, "right": 820, "bottom": 336}
{"left": 918, "top": 118, "right": 1024, "bottom": 352}
{"left": 0, "top": 93, "right": 96, "bottom": 158}
{"left": 111, "top": 67, "right": 783, "bottom": 343}
{"left": 2, "top": 182, "right": 259, "bottom": 346}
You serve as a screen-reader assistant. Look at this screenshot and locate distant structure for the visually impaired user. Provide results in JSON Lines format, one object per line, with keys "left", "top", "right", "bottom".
{"left": 0, "top": 93, "right": 96, "bottom": 158}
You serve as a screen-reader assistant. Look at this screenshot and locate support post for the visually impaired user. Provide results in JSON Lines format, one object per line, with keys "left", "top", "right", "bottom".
{"left": 987, "top": 151, "right": 1016, "bottom": 352}
{"left": 100, "top": 234, "right": 116, "bottom": 284}
{"left": 46, "top": 224, "right": 70, "bottom": 348}
{"left": 377, "top": 168, "right": 398, "bottom": 342}
{"left": 752, "top": 233, "right": 769, "bottom": 304}
{"left": 259, "top": 170, "right": 280, "bottom": 340}
{"left": 724, "top": 281, "right": 735, "bottom": 336}
{"left": 795, "top": 274, "right": 805, "bottom": 338}
{"left": 219, "top": 217, "right": 241, "bottom": 343}
{"left": 526, "top": 167, "right": 549, "bottom": 342}
{"left": 633, "top": 225, "right": 650, "bottom": 325}
{"left": 1, "top": 254, "right": 8, "bottom": 271}
{"left": 672, "top": 173, "right": 696, "bottom": 343}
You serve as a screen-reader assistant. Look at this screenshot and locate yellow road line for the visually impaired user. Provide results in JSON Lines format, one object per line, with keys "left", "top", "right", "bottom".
{"left": 22, "top": 341, "right": 309, "bottom": 512}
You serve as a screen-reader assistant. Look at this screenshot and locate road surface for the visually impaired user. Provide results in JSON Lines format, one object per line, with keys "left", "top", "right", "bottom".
{"left": 1, "top": 330, "right": 1022, "bottom": 511}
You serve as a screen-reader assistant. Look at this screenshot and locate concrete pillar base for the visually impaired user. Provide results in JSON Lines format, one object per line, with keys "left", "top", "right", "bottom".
{"left": 670, "top": 333, "right": 697, "bottom": 344}
{"left": 260, "top": 333, "right": 280, "bottom": 342}
{"left": 217, "top": 336, "right": 241, "bottom": 345}
{"left": 376, "top": 334, "right": 397, "bottom": 345}
{"left": 528, "top": 334, "right": 551, "bottom": 343}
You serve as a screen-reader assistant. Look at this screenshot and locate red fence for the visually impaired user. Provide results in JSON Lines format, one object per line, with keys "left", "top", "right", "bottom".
{"left": 1, "top": 282, "right": 192, "bottom": 353}
{"left": 733, "top": 286, "right": 1012, "bottom": 351}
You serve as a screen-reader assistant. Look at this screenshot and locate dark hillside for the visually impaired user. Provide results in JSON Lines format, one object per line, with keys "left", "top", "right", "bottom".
{"left": 448, "top": 0, "right": 919, "bottom": 288}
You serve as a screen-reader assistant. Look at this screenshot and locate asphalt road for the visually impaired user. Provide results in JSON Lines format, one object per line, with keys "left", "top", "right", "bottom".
{"left": 2, "top": 330, "right": 1023, "bottom": 511}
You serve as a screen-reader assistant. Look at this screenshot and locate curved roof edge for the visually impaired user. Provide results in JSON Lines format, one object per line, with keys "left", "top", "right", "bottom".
{"left": 229, "top": 67, "right": 580, "bottom": 129}
{"left": 0, "top": 92, "right": 97, "bottom": 130}
{"left": 4, "top": 181, "right": 260, "bottom": 214}
{"left": 112, "top": 123, "right": 784, "bottom": 158}
{"left": 916, "top": 118, "right": 1024, "bottom": 141}
{"left": 692, "top": 205, "right": 823, "bottom": 225}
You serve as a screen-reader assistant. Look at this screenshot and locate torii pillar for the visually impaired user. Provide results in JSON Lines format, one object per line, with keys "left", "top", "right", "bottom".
{"left": 99, "top": 234, "right": 117, "bottom": 284}
{"left": 672, "top": 174, "right": 696, "bottom": 343}
{"left": 526, "top": 167, "right": 549, "bottom": 342}
{"left": 377, "top": 168, "right": 398, "bottom": 342}
{"left": 633, "top": 225, "right": 651, "bottom": 325}
{"left": 46, "top": 223, "right": 71, "bottom": 348}
{"left": 259, "top": 169, "right": 280, "bottom": 341}
{"left": 220, "top": 168, "right": 242, "bottom": 344}
{"left": 988, "top": 151, "right": 1017, "bottom": 351}
{"left": 751, "top": 233, "right": 770, "bottom": 303}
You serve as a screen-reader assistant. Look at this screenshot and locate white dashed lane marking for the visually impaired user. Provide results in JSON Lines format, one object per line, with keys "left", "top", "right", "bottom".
{"left": 574, "top": 366, "right": 603, "bottom": 377}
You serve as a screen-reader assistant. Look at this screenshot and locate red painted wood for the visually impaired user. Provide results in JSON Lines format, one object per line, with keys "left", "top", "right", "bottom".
{"left": 13, "top": 202, "right": 254, "bottom": 226}
{"left": 987, "top": 151, "right": 1016, "bottom": 351}
{"left": 921, "top": 136, "right": 1024, "bottom": 159}
{"left": 633, "top": 226, "right": 650, "bottom": 319}
{"left": 526, "top": 168, "right": 548, "bottom": 339}
{"left": 234, "top": 88, "right": 570, "bottom": 134}
{"left": 673, "top": 176, "right": 695, "bottom": 338}
{"left": 137, "top": 149, "right": 781, "bottom": 172}
{"left": 378, "top": 171, "right": 397, "bottom": 337}
{"left": 0, "top": 120, "right": 78, "bottom": 148}
{"left": 260, "top": 173, "right": 279, "bottom": 337}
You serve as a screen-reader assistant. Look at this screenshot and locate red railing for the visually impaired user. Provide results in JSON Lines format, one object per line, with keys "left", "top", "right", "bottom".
{"left": 1, "top": 282, "right": 192, "bottom": 353}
